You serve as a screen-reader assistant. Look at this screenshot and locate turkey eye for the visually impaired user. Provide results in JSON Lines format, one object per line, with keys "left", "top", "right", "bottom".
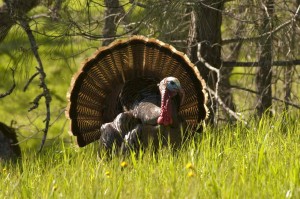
{"left": 170, "top": 81, "right": 175, "bottom": 85}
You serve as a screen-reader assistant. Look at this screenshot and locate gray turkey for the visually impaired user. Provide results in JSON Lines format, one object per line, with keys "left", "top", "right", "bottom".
{"left": 0, "top": 122, "right": 21, "bottom": 162}
{"left": 66, "top": 36, "right": 208, "bottom": 152}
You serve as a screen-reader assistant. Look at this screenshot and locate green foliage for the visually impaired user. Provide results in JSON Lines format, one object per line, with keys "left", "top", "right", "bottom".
{"left": 1, "top": 115, "right": 300, "bottom": 198}
{"left": 0, "top": 1, "right": 101, "bottom": 148}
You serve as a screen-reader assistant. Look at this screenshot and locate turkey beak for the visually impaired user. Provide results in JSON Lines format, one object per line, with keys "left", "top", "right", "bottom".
{"left": 179, "top": 88, "right": 185, "bottom": 105}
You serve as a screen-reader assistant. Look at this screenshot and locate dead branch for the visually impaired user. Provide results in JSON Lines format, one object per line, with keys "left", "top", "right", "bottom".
{"left": 222, "top": 20, "right": 291, "bottom": 44}
{"left": 196, "top": 45, "right": 220, "bottom": 125}
{"left": 28, "top": 93, "right": 44, "bottom": 111}
{"left": 222, "top": 5, "right": 300, "bottom": 45}
{"left": 197, "top": 52, "right": 220, "bottom": 94}
{"left": 129, "top": 1, "right": 148, "bottom": 9}
{"left": 19, "top": 19, "right": 51, "bottom": 152}
{"left": 50, "top": 0, "right": 63, "bottom": 20}
{"left": 197, "top": 51, "right": 247, "bottom": 125}
{"left": 0, "top": 68, "right": 16, "bottom": 98}
{"left": 206, "top": 87, "right": 248, "bottom": 125}
{"left": 23, "top": 71, "right": 39, "bottom": 92}
{"left": 223, "top": 60, "right": 300, "bottom": 67}
{"left": 231, "top": 85, "right": 300, "bottom": 109}
{"left": 73, "top": 3, "right": 155, "bottom": 40}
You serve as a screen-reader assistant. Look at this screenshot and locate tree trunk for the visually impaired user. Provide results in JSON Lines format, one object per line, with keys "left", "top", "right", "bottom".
{"left": 188, "top": 1, "right": 224, "bottom": 124}
{"left": 219, "top": 4, "right": 246, "bottom": 123}
{"left": 102, "top": 0, "right": 119, "bottom": 46}
{"left": 255, "top": 0, "right": 274, "bottom": 118}
{"left": 219, "top": 42, "right": 242, "bottom": 123}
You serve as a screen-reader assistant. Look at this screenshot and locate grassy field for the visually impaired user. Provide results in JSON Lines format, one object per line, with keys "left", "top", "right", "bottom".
{"left": 1, "top": 114, "right": 299, "bottom": 199}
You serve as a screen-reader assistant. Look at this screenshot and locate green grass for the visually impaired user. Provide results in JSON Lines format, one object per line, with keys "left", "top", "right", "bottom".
{"left": 1, "top": 114, "right": 300, "bottom": 199}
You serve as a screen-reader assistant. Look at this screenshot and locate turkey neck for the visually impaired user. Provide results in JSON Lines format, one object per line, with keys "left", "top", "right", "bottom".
{"left": 157, "top": 89, "right": 177, "bottom": 126}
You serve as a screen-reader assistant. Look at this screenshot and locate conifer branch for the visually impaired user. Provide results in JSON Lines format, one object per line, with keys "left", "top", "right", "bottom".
{"left": 19, "top": 19, "right": 51, "bottom": 152}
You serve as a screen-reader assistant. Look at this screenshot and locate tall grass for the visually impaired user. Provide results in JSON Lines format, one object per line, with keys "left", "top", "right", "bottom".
{"left": 1, "top": 114, "right": 300, "bottom": 199}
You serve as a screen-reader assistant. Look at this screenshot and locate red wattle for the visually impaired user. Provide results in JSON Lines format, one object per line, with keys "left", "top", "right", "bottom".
{"left": 157, "top": 89, "right": 173, "bottom": 126}
{"left": 157, "top": 116, "right": 164, "bottom": 124}
{"left": 157, "top": 113, "right": 173, "bottom": 125}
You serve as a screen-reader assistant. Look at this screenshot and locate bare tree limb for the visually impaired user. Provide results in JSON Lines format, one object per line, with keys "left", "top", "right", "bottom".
{"left": 222, "top": 20, "right": 291, "bottom": 45}
{"left": 206, "top": 87, "right": 248, "bottom": 125}
{"left": 0, "top": 68, "right": 16, "bottom": 98}
{"left": 128, "top": 0, "right": 148, "bottom": 9}
{"left": 284, "top": 1, "right": 300, "bottom": 110}
{"left": 28, "top": 93, "right": 44, "bottom": 112}
{"left": 223, "top": 60, "right": 300, "bottom": 67}
{"left": 222, "top": 5, "right": 300, "bottom": 45}
{"left": 19, "top": 19, "right": 51, "bottom": 152}
{"left": 231, "top": 85, "right": 300, "bottom": 109}
{"left": 196, "top": 48, "right": 220, "bottom": 125}
{"left": 23, "top": 71, "right": 39, "bottom": 92}
{"left": 200, "top": 57, "right": 245, "bottom": 124}
{"left": 50, "top": 0, "right": 63, "bottom": 20}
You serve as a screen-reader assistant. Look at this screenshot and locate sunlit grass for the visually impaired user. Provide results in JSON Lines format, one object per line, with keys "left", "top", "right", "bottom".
{"left": 1, "top": 114, "right": 299, "bottom": 199}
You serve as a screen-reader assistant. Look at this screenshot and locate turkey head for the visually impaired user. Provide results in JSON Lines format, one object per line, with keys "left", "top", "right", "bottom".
{"left": 157, "top": 77, "right": 184, "bottom": 126}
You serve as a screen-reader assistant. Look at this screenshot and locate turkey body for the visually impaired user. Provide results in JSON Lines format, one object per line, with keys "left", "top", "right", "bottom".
{"left": 0, "top": 122, "right": 21, "bottom": 162}
{"left": 100, "top": 77, "right": 186, "bottom": 152}
{"left": 66, "top": 36, "right": 208, "bottom": 152}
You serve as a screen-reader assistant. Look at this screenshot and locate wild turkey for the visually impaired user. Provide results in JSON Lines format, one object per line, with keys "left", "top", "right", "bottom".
{"left": 66, "top": 36, "right": 208, "bottom": 152}
{"left": 0, "top": 122, "right": 21, "bottom": 162}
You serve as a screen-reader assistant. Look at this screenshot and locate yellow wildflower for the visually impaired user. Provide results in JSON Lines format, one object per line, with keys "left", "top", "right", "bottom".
{"left": 52, "top": 185, "right": 58, "bottom": 191}
{"left": 105, "top": 171, "right": 111, "bottom": 177}
{"left": 185, "top": 162, "right": 194, "bottom": 170}
{"left": 188, "top": 171, "right": 196, "bottom": 177}
{"left": 120, "top": 161, "right": 128, "bottom": 168}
